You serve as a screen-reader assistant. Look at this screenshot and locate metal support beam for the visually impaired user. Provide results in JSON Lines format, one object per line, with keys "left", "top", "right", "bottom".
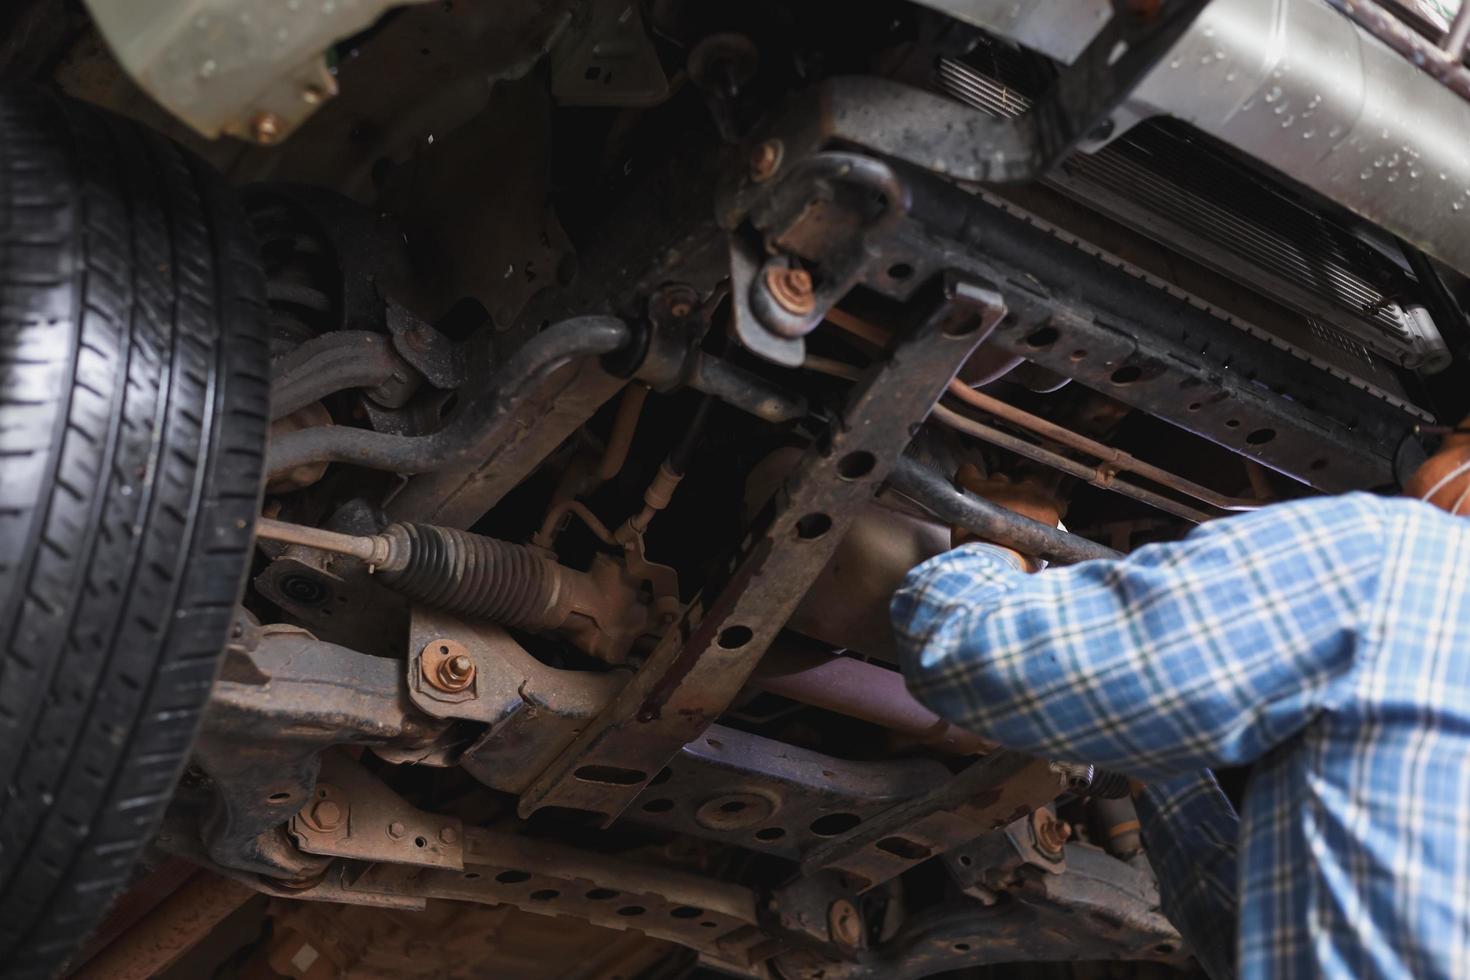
{"left": 516, "top": 279, "right": 1005, "bottom": 823}
{"left": 799, "top": 752, "right": 1063, "bottom": 891}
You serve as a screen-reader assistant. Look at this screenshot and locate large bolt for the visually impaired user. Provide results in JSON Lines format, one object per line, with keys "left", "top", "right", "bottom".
{"left": 749, "top": 139, "right": 783, "bottom": 182}
{"left": 311, "top": 799, "right": 343, "bottom": 832}
{"left": 827, "top": 899, "right": 863, "bottom": 948}
{"left": 387, "top": 821, "right": 407, "bottom": 841}
{"left": 764, "top": 266, "right": 816, "bottom": 316}
{"left": 651, "top": 283, "right": 701, "bottom": 325}
{"left": 1031, "top": 808, "right": 1072, "bottom": 858}
{"left": 423, "top": 639, "right": 476, "bottom": 694}
{"left": 439, "top": 825, "right": 459, "bottom": 845}
{"left": 437, "top": 653, "right": 475, "bottom": 691}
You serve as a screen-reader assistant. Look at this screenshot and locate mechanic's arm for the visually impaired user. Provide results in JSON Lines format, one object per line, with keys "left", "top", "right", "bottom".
{"left": 893, "top": 494, "right": 1388, "bottom": 980}
{"left": 891, "top": 493, "right": 1388, "bottom": 779}
{"left": 1134, "top": 770, "right": 1240, "bottom": 980}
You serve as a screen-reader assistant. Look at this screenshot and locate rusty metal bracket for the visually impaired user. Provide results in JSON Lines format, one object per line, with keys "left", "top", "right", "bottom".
{"left": 771, "top": 845, "right": 1183, "bottom": 980}
{"left": 153, "top": 810, "right": 429, "bottom": 913}
{"left": 193, "top": 624, "right": 446, "bottom": 880}
{"left": 624, "top": 724, "right": 952, "bottom": 860}
{"left": 716, "top": 1, "right": 1214, "bottom": 362}
{"left": 768, "top": 871, "right": 872, "bottom": 954}
{"left": 386, "top": 300, "right": 466, "bottom": 390}
{"left": 943, "top": 812, "right": 1069, "bottom": 906}
{"left": 288, "top": 752, "right": 465, "bottom": 870}
{"left": 516, "top": 278, "right": 1005, "bottom": 823}
{"left": 343, "top": 827, "right": 776, "bottom": 970}
{"left": 799, "top": 752, "right": 1064, "bottom": 891}
{"left": 384, "top": 341, "right": 631, "bottom": 530}
{"left": 407, "top": 609, "right": 627, "bottom": 794}
{"left": 742, "top": 152, "right": 915, "bottom": 345}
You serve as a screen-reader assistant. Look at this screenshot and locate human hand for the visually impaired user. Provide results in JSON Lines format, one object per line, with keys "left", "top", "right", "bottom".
{"left": 1405, "top": 414, "right": 1470, "bottom": 515}
{"left": 951, "top": 464, "right": 1063, "bottom": 551}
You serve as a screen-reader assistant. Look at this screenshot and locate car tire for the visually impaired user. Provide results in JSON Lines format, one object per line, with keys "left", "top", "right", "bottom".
{"left": 0, "top": 87, "right": 269, "bottom": 977}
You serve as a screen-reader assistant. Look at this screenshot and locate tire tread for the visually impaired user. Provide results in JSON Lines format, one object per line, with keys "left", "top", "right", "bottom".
{"left": 0, "top": 87, "right": 267, "bottom": 977}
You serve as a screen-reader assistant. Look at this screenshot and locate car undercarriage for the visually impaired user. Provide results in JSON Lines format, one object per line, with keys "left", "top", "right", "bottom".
{"left": 8, "top": 0, "right": 1470, "bottom": 977}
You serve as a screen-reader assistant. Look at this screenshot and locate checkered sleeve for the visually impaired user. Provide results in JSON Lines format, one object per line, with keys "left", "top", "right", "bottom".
{"left": 1136, "top": 770, "right": 1240, "bottom": 980}
{"left": 890, "top": 493, "right": 1388, "bottom": 780}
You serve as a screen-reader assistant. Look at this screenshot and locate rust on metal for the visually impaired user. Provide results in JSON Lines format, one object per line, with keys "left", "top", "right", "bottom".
{"left": 945, "top": 380, "right": 1259, "bottom": 513}
{"left": 345, "top": 826, "right": 776, "bottom": 969}
{"left": 827, "top": 899, "right": 863, "bottom": 948}
{"left": 301, "top": 793, "right": 345, "bottom": 833}
{"left": 625, "top": 724, "right": 951, "bottom": 859}
{"left": 421, "top": 638, "right": 476, "bottom": 694}
{"left": 439, "top": 653, "right": 475, "bottom": 690}
{"left": 70, "top": 873, "right": 255, "bottom": 980}
{"left": 288, "top": 753, "right": 465, "bottom": 870}
{"left": 763, "top": 266, "right": 817, "bottom": 316}
{"left": 1322, "top": 0, "right": 1470, "bottom": 102}
{"left": 694, "top": 791, "right": 777, "bottom": 831}
{"left": 254, "top": 516, "right": 390, "bottom": 565}
{"left": 516, "top": 280, "right": 1004, "bottom": 824}
{"left": 258, "top": 518, "right": 654, "bottom": 663}
{"left": 405, "top": 610, "right": 626, "bottom": 793}
{"left": 1031, "top": 808, "right": 1072, "bottom": 859}
{"left": 800, "top": 751, "right": 1063, "bottom": 891}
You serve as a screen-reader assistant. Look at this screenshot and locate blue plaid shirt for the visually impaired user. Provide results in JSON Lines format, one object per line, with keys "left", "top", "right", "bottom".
{"left": 892, "top": 493, "right": 1470, "bottom": 979}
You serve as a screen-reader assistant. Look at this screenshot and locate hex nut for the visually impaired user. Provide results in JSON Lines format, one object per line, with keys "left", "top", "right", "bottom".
{"left": 437, "top": 653, "right": 475, "bottom": 691}
{"left": 764, "top": 266, "right": 816, "bottom": 316}
{"left": 439, "top": 825, "right": 459, "bottom": 845}
{"left": 387, "top": 821, "right": 407, "bottom": 840}
{"left": 422, "top": 639, "right": 476, "bottom": 694}
{"left": 311, "top": 799, "right": 343, "bottom": 832}
{"left": 1031, "top": 809, "right": 1072, "bottom": 857}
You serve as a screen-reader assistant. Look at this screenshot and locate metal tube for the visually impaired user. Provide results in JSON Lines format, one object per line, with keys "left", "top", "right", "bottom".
{"left": 70, "top": 873, "right": 255, "bottom": 980}
{"left": 1323, "top": 0, "right": 1470, "bottom": 99}
{"left": 533, "top": 499, "right": 619, "bottom": 549}
{"left": 254, "top": 516, "right": 389, "bottom": 564}
{"left": 687, "top": 353, "right": 808, "bottom": 423}
{"left": 888, "top": 456, "right": 1122, "bottom": 565}
{"left": 754, "top": 643, "right": 996, "bottom": 754}
{"left": 597, "top": 382, "right": 649, "bottom": 481}
{"left": 266, "top": 316, "right": 633, "bottom": 480}
{"left": 946, "top": 381, "right": 1260, "bottom": 512}
{"left": 932, "top": 404, "right": 1216, "bottom": 524}
{"left": 270, "top": 330, "right": 409, "bottom": 420}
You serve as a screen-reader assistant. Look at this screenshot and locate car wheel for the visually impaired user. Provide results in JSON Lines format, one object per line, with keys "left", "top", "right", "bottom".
{"left": 0, "top": 87, "right": 268, "bottom": 977}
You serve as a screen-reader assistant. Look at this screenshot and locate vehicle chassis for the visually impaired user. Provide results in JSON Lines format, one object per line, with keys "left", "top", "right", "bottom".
{"left": 165, "top": 7, "right": 1419, "bottom": 974}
